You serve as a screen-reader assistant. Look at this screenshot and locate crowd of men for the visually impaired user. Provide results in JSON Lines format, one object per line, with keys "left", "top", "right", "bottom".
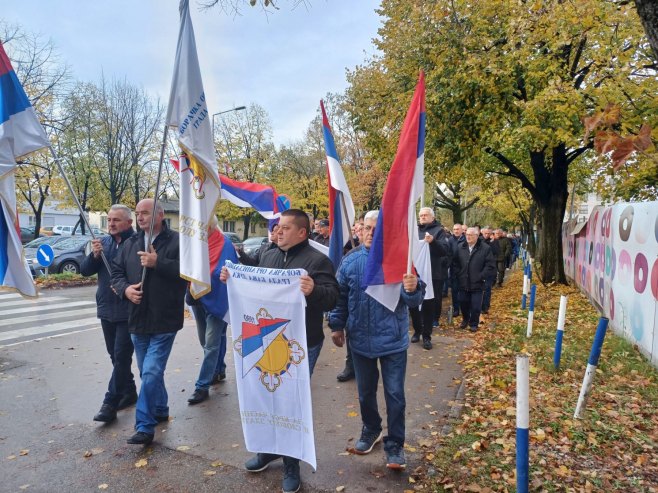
{"left": 83, "top": 200, "right": 519, "bottom": 493}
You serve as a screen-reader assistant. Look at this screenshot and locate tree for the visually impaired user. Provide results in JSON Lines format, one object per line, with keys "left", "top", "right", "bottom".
{"left": 347, "top": 0, "right": 658, "bottom": 283}
{"left": 635, "top": 0, "right": 658, "bottom": 61}
{"left": 214, "top": 103, "right": 276, "bottom": 238}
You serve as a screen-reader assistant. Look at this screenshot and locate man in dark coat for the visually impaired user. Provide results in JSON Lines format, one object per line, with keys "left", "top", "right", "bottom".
{"left": 456, "top": 227, "right": 496, "bottom": 332}
{"left": 222, "top": 208, "right": 339, "bottom": 493}
{"left": 409, "top": 207, "right": 450, "bottom": 350}
{"left": 81, "top": 204, "right": 136, "bottom": 423}
{"left": 493, "top": 229, "right": 511, "bottom": 286}
{"left": 111, "top": 199, "right": 187, "bottom": 446}
{"left": 448, "top": 223, "right": 465, "bottom": 318}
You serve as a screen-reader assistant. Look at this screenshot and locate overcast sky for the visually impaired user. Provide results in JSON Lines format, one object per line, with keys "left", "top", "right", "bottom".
{"left": 3, "top": 0, "right": 382, "bottom": 145}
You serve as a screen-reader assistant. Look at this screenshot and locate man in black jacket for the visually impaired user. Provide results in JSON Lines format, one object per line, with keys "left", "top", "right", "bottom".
{"left": 409, "top": 207, "right": 450, "bottom": 350}
{"left": 456, "top": 227, "right": 496, "bottom": 332}
{"left": 222, "top": 208, "right": 339, "bottom": 493}
{"left": 81, "top": 204, "right": 136, "bottom": 423}
{"left": 111, "top": 199, "right": 187, "bottom": 446}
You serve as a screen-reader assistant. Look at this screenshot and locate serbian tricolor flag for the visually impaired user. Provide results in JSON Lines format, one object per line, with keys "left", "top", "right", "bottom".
{"left": 198, "top": 229, "right": 238, "bottom": 319}
{"left": 321, "top": 100, "right": 355, "bottom": 270}
{"left": 363, "top": 71, "right": 426, "bottom": 311}
{"left": 0, "top": 41, "right": 50, "bottom": 298}
{"left": 166, "top": 0, "right": 221, "bottom": 299}
{"left": 219, "top": 175, "right": 290, "bottom": 219}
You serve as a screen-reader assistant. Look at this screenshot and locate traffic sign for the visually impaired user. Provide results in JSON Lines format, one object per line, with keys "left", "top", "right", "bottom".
{"left": 36, "top": 244, "right": 54, "bottom": 267}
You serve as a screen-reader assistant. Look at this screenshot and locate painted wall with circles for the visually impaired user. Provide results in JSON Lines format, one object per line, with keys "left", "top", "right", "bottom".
{"left": 563, "top": 202, "right": 658, "bottom": 368}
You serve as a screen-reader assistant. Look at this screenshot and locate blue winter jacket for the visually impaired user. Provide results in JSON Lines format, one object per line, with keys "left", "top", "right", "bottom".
{"left": 329, "top": 245, "right": 425, "bottom": 358}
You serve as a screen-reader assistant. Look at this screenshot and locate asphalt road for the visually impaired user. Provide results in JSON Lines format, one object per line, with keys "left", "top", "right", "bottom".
{"left": 0, "top": 286, "right": 467, "bottom": 493}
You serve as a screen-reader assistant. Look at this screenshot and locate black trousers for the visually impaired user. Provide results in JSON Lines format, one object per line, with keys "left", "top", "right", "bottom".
{"left": 460, "top": 290, "right": 483, "bottom": 329}
{"left": 410, "top": 278, "right": 443, "bottom": 339}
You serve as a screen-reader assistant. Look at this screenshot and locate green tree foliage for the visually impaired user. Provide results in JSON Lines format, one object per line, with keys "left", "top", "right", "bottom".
{"left": 347, "top": 0, "right": 658, "bottom": 283}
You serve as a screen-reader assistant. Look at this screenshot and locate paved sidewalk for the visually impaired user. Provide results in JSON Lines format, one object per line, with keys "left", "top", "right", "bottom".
{"left": 0, "top": 320, "right": 467, "bottom": 492}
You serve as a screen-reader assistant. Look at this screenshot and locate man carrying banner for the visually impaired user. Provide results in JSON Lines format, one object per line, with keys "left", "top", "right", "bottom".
{"left": 81, "top": 204, "right": 137, "bottom": 423}
{"left": 329, "top": 210, "right": 424, "bottom": 470}
{"left": 187, "top": 216, "right": 238, "bottom": 405}
{"left": 111, "top": 199, "right": 187, "bottom": 445}
{"left": 220, "top": 208, "right": 339, "bottom": 493}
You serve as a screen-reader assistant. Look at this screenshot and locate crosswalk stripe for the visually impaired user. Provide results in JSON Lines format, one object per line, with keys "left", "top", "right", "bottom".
{"left": 0, "top": 293, "right": 24, "bottom": 300}
{"left": 0, "top": 296, "right": 68, "bottom": 308}
{"left": 0, "top": 301, "right": 97, "bottom": 317}
{"left": 0, "top": 307, "right": 99, "bottom": 328}
{"left": 0, "top": 317, "right": 101, "bottom": 344}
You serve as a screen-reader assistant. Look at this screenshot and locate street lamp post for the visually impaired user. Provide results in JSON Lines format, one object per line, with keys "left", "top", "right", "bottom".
{"left": 212, "top": 105, "right": 247, "bottom": 134}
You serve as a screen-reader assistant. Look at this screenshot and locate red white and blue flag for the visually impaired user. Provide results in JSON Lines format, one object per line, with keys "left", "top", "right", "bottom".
{"left": 0, "top": 41, "right": 50, "bottom": 298}
{"left": 219, "top": 175, "right": 290, "bottom": 219}
{"left": 363, "top": 71, "right": 426, "bottom": 311}
{"left": 321, "top": 100, "right": 355, "bottom": 270}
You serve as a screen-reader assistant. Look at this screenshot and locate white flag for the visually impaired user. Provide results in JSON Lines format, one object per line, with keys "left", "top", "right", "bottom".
{"left": 225, "top": 261, "right": 317, "bottom": 470}
{"left": 166, "top": 0, "right": 220, "bottom": 298}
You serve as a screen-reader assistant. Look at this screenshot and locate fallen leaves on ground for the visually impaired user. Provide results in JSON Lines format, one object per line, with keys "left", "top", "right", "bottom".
{"left": 134, "top": 458, "right": 148, "bottom": 468}
{"left": 417, "top": 269, "right": 658, "bottom": 492}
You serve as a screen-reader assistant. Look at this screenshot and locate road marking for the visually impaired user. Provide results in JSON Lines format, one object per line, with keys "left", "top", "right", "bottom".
{"left": 0, "top": 308, "right": 99, "bottom": 328}
{"left": 0, "top": 301, "right": 96, "bottom": 317}
{"left": 0, "top": 327, "right": 98, "bottom": 347}
{"left": 0, "top": 296, "right": 68, "bottom": 308}
{"left": 0, "top": 317, "right": 101, "bottom": 343}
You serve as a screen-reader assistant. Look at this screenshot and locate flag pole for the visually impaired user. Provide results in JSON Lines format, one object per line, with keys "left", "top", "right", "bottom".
{"left": 141, "top": 124, "right": 170, "bottom": 286}
{"left": 47, "top": 145, "right": 113, "bottom": 275}
{"left": 339, "top": 193, "right": 355, "bottom": 249}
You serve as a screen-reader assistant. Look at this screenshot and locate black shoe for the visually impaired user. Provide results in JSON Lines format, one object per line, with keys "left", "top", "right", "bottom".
{"left": 282, "top": 457, "right": 301, "bottom": 493}
{"left": 410, "top": 333, "right": 421, "bottom": 343}
{"left": 422, "top": 339, "right": 432, "bottom": 350}
{"left": 127, "top": 431, "right": 154, "bottom": 445}
{"left": 117, "top": 391, "right": 138, "bottom": 410}
{"left": 211, "top": 373, "right": 227, "bottom": 385}
{"left": 187, "top": 388, "right": 209, "bottom": 405}
{"left": 469, "top": 326, "right": 478, "bottom": 333}
{"left": 93, "top": 404, "right": 117, "bottom": 423}
{"left": 336, "top": 367, "right": 355, "bottom": 382}
{"left": 155, "top": 415, "right": 170, "bottom": 423}
{"left": 245, "top": 452, "right": 281, "bottom": 472}
{"left": 459, "top": 320, "right": 468, "bottom": 330}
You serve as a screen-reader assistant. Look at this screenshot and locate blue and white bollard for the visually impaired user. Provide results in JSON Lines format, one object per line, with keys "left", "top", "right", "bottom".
{"left": 526, "top": 284, "right": 536, "bottom": 337}
{"left": 574, "top": 317, "right": 609, "bottom": 419}
{"left": 553, "top": 296, "right": 568, "bottom": 369}
{"left": 521, "top": 267, "right": 529, "bottom": 309}
{"left": 516, "top": 354, "right": 530, "bottom": 493}
{"left": 527, "top": 258, "right": 533, "bottom": 281}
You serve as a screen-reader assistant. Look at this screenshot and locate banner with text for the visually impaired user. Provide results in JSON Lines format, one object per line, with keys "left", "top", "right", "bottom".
{"left": 224, "top": 261, "right": 316, "bottom": 469}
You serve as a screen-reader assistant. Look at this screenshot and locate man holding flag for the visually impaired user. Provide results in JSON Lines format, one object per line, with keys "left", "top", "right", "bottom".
{"left": 0, "top": 41, "right": 50, "bottom": 298}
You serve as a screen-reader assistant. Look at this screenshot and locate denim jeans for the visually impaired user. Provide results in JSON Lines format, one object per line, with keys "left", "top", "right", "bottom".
{"left": 352, "top": 349, "right": 407, "bottom": 447}
{"left": 131, "top": 332, "right": 177, "bottom": 435}
{"left": 100, "top": 319, "right": 136, "bottom": 408}
{"left": 307, "top": 341, "right": 323, "bottom": 376}
{"left": 191, "top": 305, "right": 227, "bottom": 390}
{"left": 460, "top": 290, "right": 484, "bottom": 329}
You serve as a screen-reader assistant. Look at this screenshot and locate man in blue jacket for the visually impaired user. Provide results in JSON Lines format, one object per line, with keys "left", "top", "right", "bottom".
{"left": 81, "top": 204, "right": 136, "bottom": 423}
{"left": 329, "top": 210, "right": 424, "bottom": 471}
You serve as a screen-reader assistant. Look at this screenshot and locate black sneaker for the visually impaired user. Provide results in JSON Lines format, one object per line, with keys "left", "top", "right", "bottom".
{"left": 410, "top": 333, "right": 421, "bottom": 343}
{"left": 93, "top": 404, "right": 117, "bottom": 423}
{"left": 469, "top": 326, "right": 478, "bottom": 333}
{"left": 336, "top": 367, "right": 355, "bottom": 382}
{"left": 282, "top": 457, "right": 301, "bottom": 493}
{"left": 353, "top": 427, "right": 383, "bottom": 455}
{"left": 187, "top": 388, "right": 209, "bottom": 405}
{"left": 459, "top": 320, "right": 468, "bottom": 330}
{"left": 385, "top": 441, "right": 406, "bottom": 470}
{"left": 422, "top": 339, "right": 432, "bottom": 350}
{"left": 244, "top": 452, "right": 281, "bottom": 472}
{"left": 127, "top": 431, "right": 154, "bottom": 445}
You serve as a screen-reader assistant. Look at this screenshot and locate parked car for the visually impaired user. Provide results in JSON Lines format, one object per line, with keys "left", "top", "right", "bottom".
{"left": 39, "top": 226, "right": 56, "bottom": 237}
{"left": 20, "top": 226, "right": 36, "bottom": 244}
{"left": 28, "top": 236, "right": 92, "bottom": 276}
{"left": 223, "top": 232, "right": 243, "bottom": 253}
{"left": 241, "top": 236, "right": 269, "bottom": 262}
{"left": 52, "top": 225, "right": 76, "bottom": 235}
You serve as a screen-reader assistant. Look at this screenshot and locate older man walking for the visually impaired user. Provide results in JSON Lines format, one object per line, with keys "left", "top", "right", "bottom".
{"left": 329, "top": 210, "right": 424, "bottom": 470}
{"left": 81, "top": 204, "right": 136, "bottom": 423}
{"left": 456, "top": 227, "right": 495, "bottom": 332}
{"left": 111, "top": 199, "right": 187, "bottom": 445}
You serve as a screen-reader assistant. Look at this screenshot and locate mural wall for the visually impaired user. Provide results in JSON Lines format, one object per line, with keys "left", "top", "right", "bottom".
{"left": 562, "top": 202, "right": 658, "bottom": 368}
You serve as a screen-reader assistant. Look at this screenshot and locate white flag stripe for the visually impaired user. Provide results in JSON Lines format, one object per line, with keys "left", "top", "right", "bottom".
{"left": 326, "top": 154, "right": 355, "bottom": 240}
{"left": 166, "top": 0, "right": 220, "bottom": 298}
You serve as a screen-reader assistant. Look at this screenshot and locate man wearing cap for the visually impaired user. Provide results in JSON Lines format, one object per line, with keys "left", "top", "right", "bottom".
{"left": 314, "top": 219, "right": 331, "bottom": 246}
